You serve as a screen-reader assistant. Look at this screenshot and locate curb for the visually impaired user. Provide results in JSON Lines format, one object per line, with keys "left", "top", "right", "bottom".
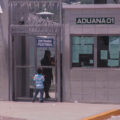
{"left": 82, "top": 109, "right": 120, "bottom": 120}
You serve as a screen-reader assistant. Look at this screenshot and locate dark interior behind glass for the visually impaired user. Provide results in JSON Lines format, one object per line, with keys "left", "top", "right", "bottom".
{"left": 97, "top": 36, "right": 120, "bottom": 67}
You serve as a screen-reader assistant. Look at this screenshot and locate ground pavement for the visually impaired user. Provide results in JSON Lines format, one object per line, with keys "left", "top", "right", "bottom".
{"left": 0, "top": 101, "right": 120, "bottom": 120}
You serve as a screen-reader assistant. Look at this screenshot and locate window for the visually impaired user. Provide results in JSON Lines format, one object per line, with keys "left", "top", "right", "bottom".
{"left": 72, "top": 36, "right": 94, "bottom": 67}
{"left": 72, "top": 35, "right": 120, "bottom": 68}
{"left": 97, "top": 36, "right": 120, "bottom": 67}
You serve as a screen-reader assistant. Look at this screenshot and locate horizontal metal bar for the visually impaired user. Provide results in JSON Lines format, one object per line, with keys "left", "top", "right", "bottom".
{"left": 15, "top": 65, "right": 56, "bottom": 69}
{"left": 10, "top": 25, "right": 61, "bottom": 28}
{"left": 16, "top": 65, "right": 35, "bottom": 68}
{"left": 10, "top": 25, "right": 61, "bottom": 34}
{"left": 39, "top": 66, "right": 56, "bottom": 69}
{"left": 10, "top": 0, "right": 59, "bottom": 2}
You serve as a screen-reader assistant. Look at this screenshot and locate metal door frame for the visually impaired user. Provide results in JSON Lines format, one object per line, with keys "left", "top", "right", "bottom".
{"left": 9, "top": 29, "right": 61, "bottom": 101}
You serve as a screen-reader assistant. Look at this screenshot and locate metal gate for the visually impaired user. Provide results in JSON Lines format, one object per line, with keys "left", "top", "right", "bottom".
{"left": 9, "top": 0, "right": 61, "bottom": 101}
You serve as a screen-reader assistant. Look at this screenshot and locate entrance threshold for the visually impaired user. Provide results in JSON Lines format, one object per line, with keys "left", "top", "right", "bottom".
{"left": 15, "top": 97, "right": 57, "bottom": 102}
{"left": 15, "top": 91, "right": 57, "bottom": 102}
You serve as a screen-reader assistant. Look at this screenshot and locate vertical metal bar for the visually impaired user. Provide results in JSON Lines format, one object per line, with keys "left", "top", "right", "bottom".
{"left": 59, "top": 0, "right": 62, "bottom": 102}
{"left": 9, "top": 0, "right": 14, "bottom": 101}
{"left": 14, "top": 34, "right": 17, "bottom": 100}
{"left": 54, "top": 33, "right": 57, "bottom": 100}
{"left": 9, "top": 33, "right": 13, "bottom": 100}
{"left": 59, "top": 0, "right": 62, "bottom": 25}
{"left": 12, "top": 35, "right": 15, "bottom": 100}
{"left": 94, "top": 36, "right": 97, "bottom": 68}
{"left": 8, "top": 0, "right": 11, "bottom": 101}
{"left": 26, "top": 35, "right": 30, "bottom": 96}
{"left": 56, "top": 27, "right": 61, "bottom": 102}
{"left": 34, "top": 35, "right": 37, "bottom": 70}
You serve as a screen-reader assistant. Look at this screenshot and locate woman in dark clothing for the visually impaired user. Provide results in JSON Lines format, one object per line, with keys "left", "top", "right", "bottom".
{"left": 41, "top": 50, "right": 53, "bottom": 99}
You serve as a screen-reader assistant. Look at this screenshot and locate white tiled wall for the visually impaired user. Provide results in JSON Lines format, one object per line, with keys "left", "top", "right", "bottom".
{"left": 63, "top": 5, "right": 120, "bottom": 103}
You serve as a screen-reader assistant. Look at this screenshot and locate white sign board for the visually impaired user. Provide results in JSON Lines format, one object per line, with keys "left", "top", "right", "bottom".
{"left": 36, "top": 38, "right": 54, "bottom": 47}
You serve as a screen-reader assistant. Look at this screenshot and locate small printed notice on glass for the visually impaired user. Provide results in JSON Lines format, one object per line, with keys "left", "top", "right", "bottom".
{"left": 100, "top": 50, "right": 108, "bottom": 60}
{"left": 90, "top": 59, "right": 94, "bottom": 64}
{"left": 108, "top": 59, "right": 119, "bottom": 67}
{"left": 72, "top": 45, "right": 79, "bottom": 63}
{"left": 79, "top": 45, "right": 93, "bottom": 54}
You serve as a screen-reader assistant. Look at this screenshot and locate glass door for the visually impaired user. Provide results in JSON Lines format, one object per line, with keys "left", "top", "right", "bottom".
{"left": 13, "top": 34, "right": 57, "bottom": 101}
{"left": 13, "top": 34, "right": 36, "bottom": 100}
{"left": 36, "top": 35, "right": 57, "bottom": 101}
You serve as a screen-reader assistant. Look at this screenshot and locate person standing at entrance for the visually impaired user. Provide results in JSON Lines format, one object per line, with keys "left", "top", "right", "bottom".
{"left": 32, "top": 67, "right": 45, "bottom": 102}
{"left": 41, "top": 50, "right": 53, "bottom": 99}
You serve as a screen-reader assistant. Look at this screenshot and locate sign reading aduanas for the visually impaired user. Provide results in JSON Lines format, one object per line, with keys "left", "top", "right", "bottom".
{"left": 76, "top": 17, "right": 115, "bottom": 24}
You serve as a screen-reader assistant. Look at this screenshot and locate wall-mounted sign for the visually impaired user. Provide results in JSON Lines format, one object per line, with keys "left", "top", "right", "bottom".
{"left": 76, "top": 17, "right": 115, "bottom": 24}
{"left": 36, "top": 38, "right": 54, "bottom": 47}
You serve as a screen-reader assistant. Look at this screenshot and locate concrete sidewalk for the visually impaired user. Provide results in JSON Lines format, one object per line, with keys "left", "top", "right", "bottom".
{"left": 0, "top": 101, "right": 120, "bottom": 120}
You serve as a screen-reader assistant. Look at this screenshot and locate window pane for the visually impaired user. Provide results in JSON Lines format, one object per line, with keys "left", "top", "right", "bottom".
{"left": 97, "top": 36, "right": 120, "bottom": 67}
{"left": 72, "top": 36, "right": 94, "bottom": 67}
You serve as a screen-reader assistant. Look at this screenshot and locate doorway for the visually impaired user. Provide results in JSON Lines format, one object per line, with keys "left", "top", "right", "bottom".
{"left": 12, "top": 34, "right": 58, "bottom": 101}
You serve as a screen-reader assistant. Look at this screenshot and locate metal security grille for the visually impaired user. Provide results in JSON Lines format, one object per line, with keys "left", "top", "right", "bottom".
{"left": 9, "top": 0, "right": 61, "bottom": 34}
{"left": 9, "top": 0, "right": 61, "bottom": 101}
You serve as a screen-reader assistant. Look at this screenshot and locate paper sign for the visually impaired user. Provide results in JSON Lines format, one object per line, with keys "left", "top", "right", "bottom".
{"left": 100, "top": 50, "right": 108, "bottom": 60}
{"left": 90, "top": 59, "right": 94, "bottom": 64}
{"left": 72, "top": 45, "right": 79, "bottom": 63}
{"left": 109, "top": 44, "right": 119, "bottom": 59}
{"left": 108, "top": 59, "right": 119, "bottom": 67}
{"left": 36, "top": 38, "right": 54, "bottom": 47}
{"left": 79, "top": 45, "right": 93, "bottom": 54}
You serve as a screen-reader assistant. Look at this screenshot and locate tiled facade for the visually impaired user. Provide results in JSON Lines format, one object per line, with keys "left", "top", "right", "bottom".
{"left": 62, "top": 4, "right": 120, "bottom": 103}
